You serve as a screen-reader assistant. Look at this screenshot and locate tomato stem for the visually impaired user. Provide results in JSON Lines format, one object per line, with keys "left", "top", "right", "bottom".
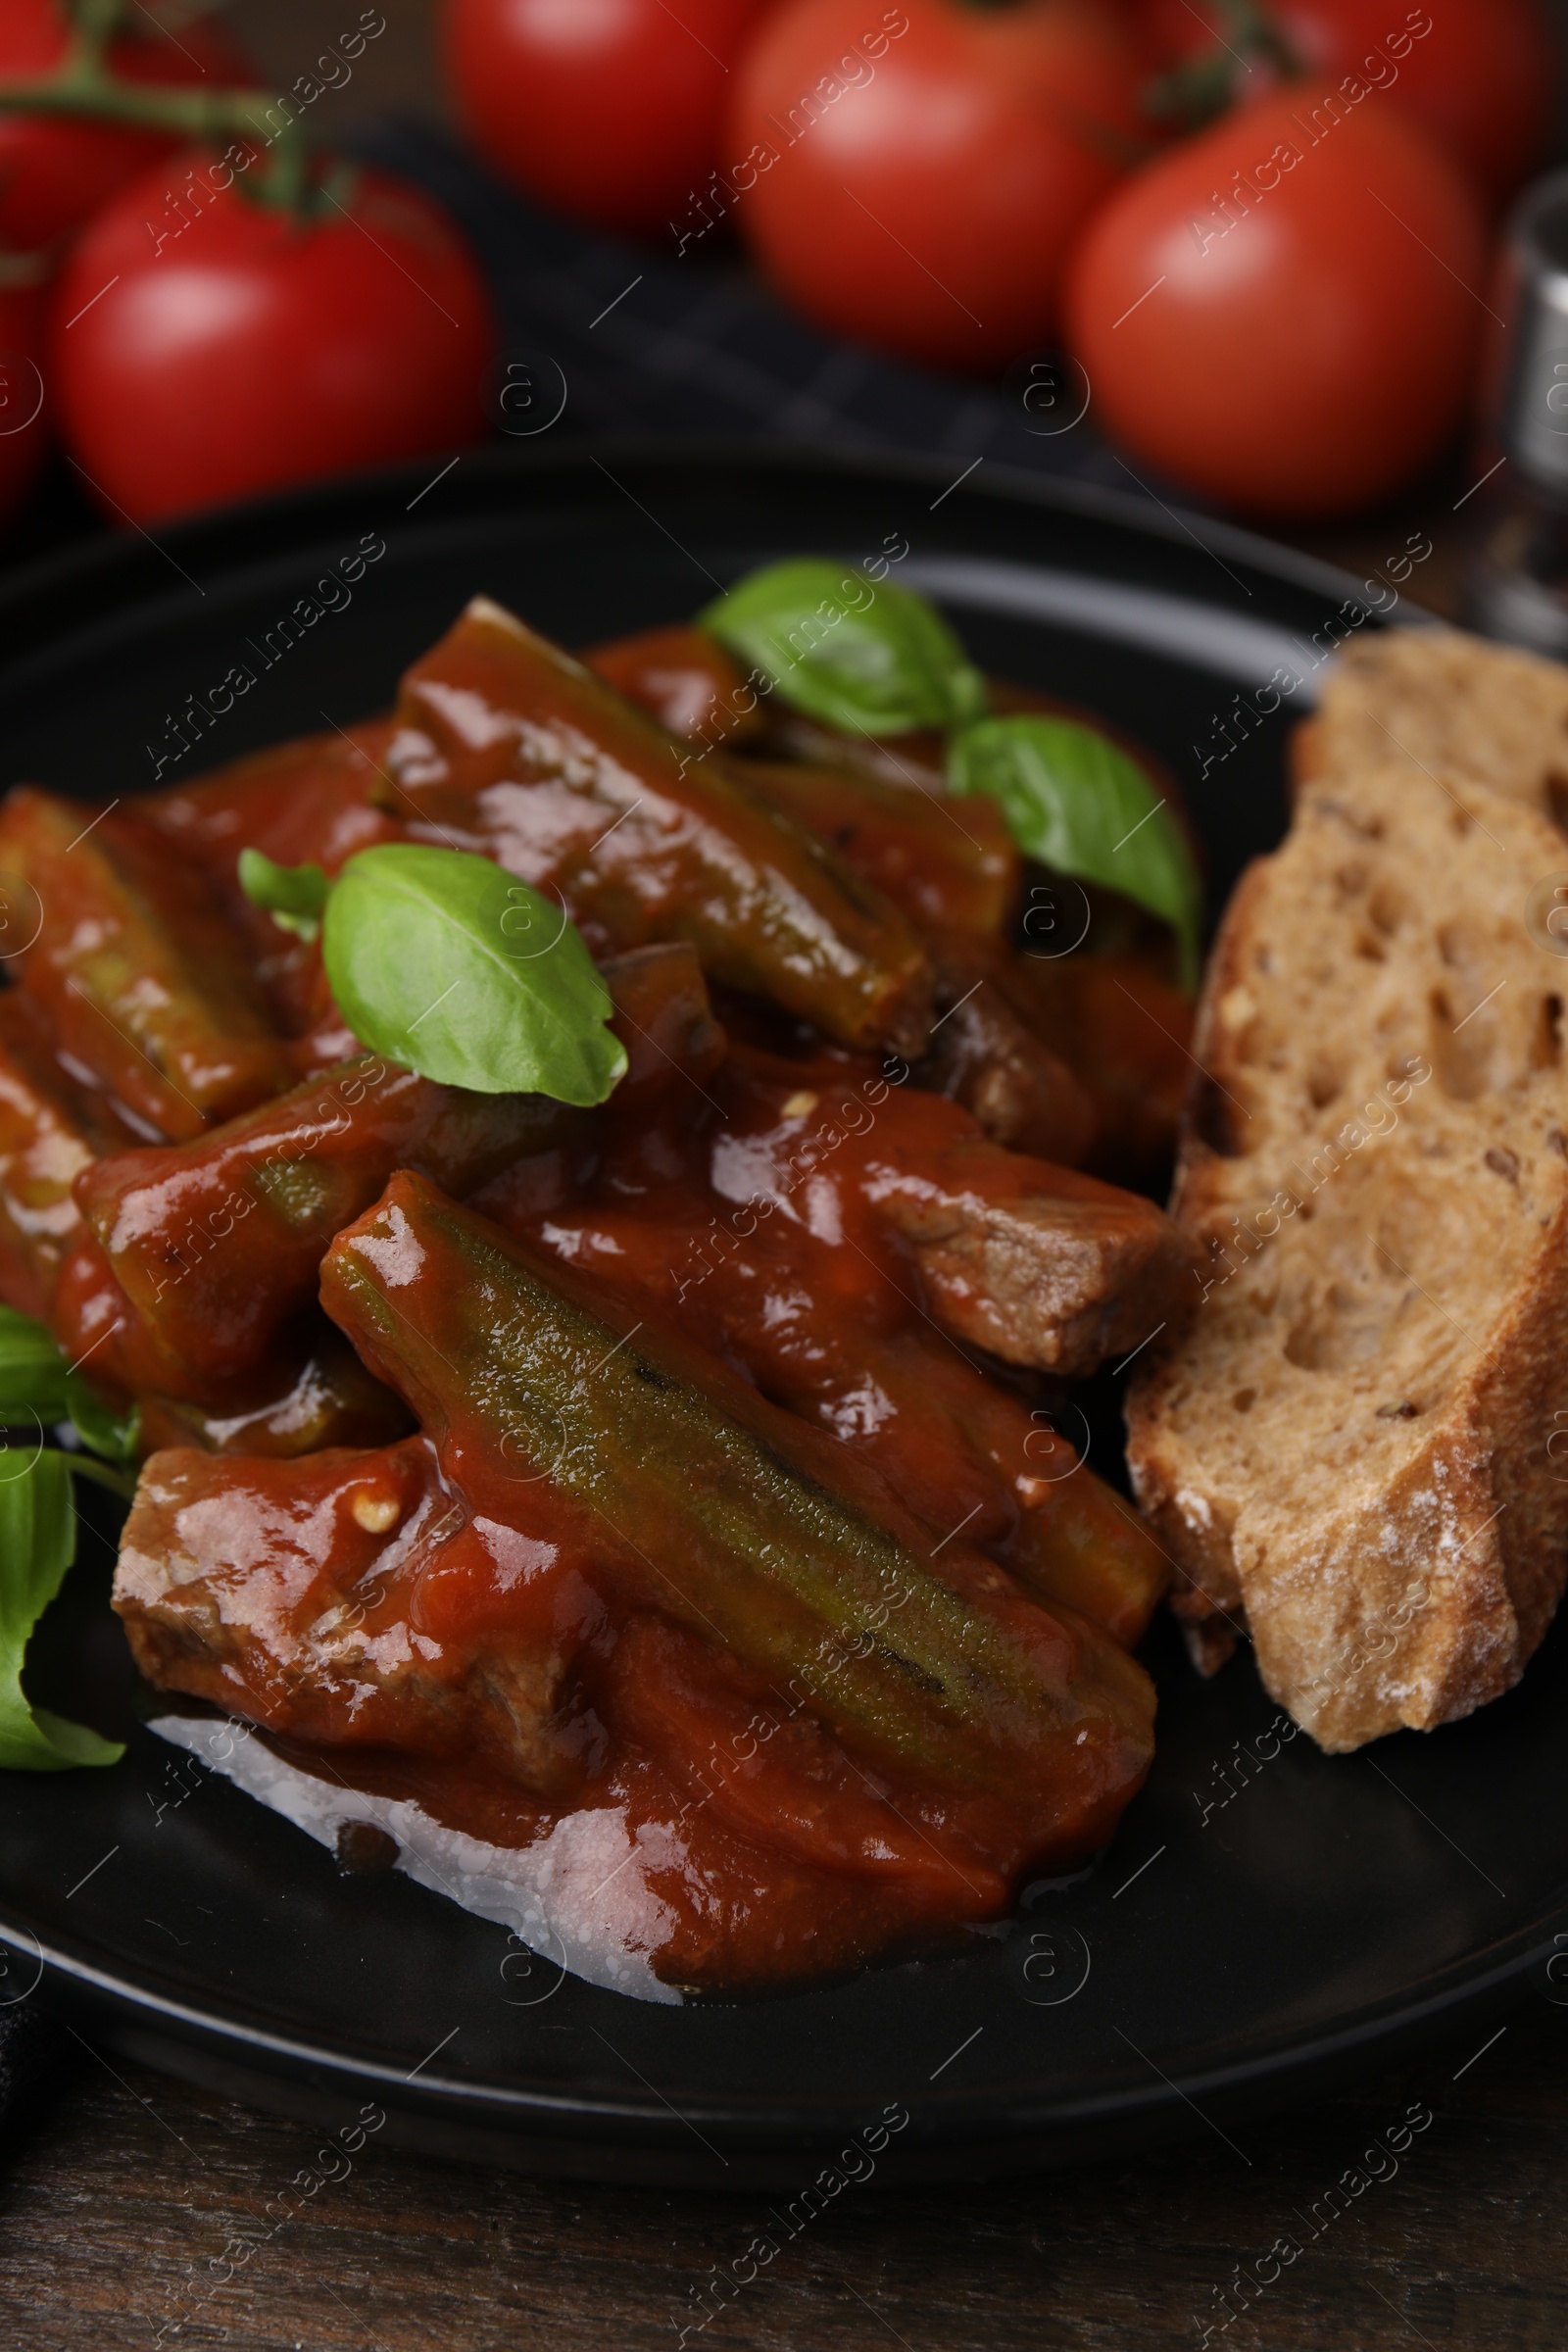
{"left": 64, "top": 0, "right": 122, "bottom": 69}
{"left": 1144, "top": 0, "right": 1304, "bottom": 129}
{"left": 0, "top": 30, "right": 321, "bottom": 219}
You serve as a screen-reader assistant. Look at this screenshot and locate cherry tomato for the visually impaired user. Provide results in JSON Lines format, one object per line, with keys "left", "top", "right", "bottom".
{"left": 1065, "top": 83, "right": 1487, "bottom": 518}
{"left": 1137, "top": 0, "right": 1554, "bottom": 206}
{"left": 442, "top": 0, "right": 783, "bottom": 241}
{"left": 50, "top": 152, "right": 497, "bottom": 527}
{"left": 726, "top": 0, "right": 1152, "bottom": 372}
{"left": 0, "top": 273, "right": 51, "bottom": 528}
{"left": 0, "top": 0, "right": 255, "bottom": 252}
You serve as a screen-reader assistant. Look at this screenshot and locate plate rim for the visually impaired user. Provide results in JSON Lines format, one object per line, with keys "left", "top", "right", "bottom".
{"left": 0, "top": 435, "right": 1441, "bottom": 647}
{"left": 0, "top": 436, "right": 1495, "bottom": 2177}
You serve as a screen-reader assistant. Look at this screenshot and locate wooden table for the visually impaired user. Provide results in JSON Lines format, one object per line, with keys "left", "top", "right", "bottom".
{"left": 1, "top": 1995, "right": 1564, "bottom": 2350}
{"left": 2, "top": 7, "right": 1557, "bottom": 2344}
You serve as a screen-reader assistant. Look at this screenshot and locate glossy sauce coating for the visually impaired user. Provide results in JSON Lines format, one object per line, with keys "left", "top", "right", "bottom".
{"left": 119, "top": 1440, "right": 1022, "bottom": 1987}
{"left": 478, "top": 1037, "right": 1170, "bottom": 1646}
{"left": 383, "top": 598, "right": 935, "bottom": 1055}
{"left": 133, "top": 1212, "right": 1162, "bottom": 1991}
{"left": 72, "top": 945, "right": 724, "bottom": 1400}
{"left": 44, "top": 597, "right": 1191, "bottom": 1995}
{"left": 0, "top": 788, "right": 292, "bottom": 1140}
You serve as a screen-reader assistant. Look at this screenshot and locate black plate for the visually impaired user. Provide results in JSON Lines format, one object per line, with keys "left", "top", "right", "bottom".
{"left": 0, "top": 444, "right": 1557, "bottom": 2188}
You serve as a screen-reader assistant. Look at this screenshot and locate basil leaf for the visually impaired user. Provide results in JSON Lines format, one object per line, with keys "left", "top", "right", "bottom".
{"left": 65, "top": 1385, "right": 140, "bottom": 1471}
{"left": 0, "top": 1449, "right": 122, "bottom": 1771}
{"left": 322, "top": 845, "right": 628, "bottom": 1104}
{"left": 0, "top": 1304, "right": 137, "bottom": 1466}
{"left": 948, "top": 715, "right": 1203, "bottom": 989}
{"left": 0, "top": 1305, "right": 73, "bottom": 1426}
{"left": 238, "top": 848, "right": 331, "bottom": 941}
{"left": 700, "top": 560, "right": 988, "bottom": 736}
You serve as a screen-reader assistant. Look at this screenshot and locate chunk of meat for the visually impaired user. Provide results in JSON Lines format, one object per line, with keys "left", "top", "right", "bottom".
{"left": 879, "top": 1172, "right": 1189, "bottom": 1375}
{"left": 709, "top": 1044, "right": 1195, "bottom": 1376}
{"left": 116, "top": 1437, "right": 579, "bottom": 1793}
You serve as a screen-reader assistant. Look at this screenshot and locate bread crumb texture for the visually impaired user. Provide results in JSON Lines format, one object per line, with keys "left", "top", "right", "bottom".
{"left": 1127, "top": 741, "right": 1568, "bottom": 1751}
{"left": 1298, "top": 623, "right": 1568, "bottom": 822}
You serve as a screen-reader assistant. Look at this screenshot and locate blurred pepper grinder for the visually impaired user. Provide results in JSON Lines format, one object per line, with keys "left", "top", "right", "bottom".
{"left": 1466, "top": 169, "right": 1568, "bottom": 656}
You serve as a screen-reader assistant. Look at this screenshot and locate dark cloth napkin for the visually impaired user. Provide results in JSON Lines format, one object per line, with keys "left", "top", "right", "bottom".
{"left": 351, "top": 118, "right": 1162, "bottom": 503}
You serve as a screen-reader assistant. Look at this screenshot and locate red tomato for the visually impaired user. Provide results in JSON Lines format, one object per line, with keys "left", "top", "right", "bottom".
{"left": 51, "top": 153, "right": 497, "bottom": 527}
{"left": 726, "top": 0, "right": 1152, "bottom": 372}
{"left": 1065, "top": 84, "right": 1487, "bottom": 518}
{"left": 443, "top": 0, "right": 783, "bottom": 240}
{"left": 1137, "top": 0, "right": 1554, "bottom": 205}
{"left": 0, "top": 273, "right": 50, "bottom": 528}
{"left": 0, "top": 0, "right": 254, "bottom": 251}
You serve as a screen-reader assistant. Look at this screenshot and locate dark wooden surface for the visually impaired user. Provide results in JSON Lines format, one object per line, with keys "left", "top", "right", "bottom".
{"left": 2, "top": 7, "right": 1560, "bottom": 2346}
{"left": 2, "top": 1997, "right": 1566, "bottom": 2349}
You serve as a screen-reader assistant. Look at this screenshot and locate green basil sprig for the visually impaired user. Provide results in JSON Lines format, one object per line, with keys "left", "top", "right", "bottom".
{"left": 0, "top": 1450, "right": 123, "bottom": 1771}
{"left": 700, "top": 559, "right": 988, "bottom": 736}
{"left": 0, "top": 1305, "right": 138, "bottom": 1467}
{"left": 948, "top": 714, "right": 1202, "bottom": 989}
{"left": 0, "top": 1306, "right": 138, "bottom": 1772}
{"left": 237, "top": 848, "right": 329, "bottom": 940}
{"left": 240, "top": 844, "right": 628, "bottom": 1104}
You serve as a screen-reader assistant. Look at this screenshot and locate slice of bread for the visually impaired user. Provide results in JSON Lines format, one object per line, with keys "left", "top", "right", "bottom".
{"left": 1296, "top": 625, "right": 1568, "bottom": 825}
{"left": 1125, "top": 760, "right": 1568, "bottom": 1750}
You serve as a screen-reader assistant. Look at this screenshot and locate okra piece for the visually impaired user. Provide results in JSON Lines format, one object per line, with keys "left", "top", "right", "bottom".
{"left": 385, "top": 598, "right": 934, "bottom": 1056}
{"left": 0, "top": 995, "right": 95, "bottom": 1320}
{"left": 321, "top": 1172, "right": 1155, "bottom": 1806}
{"left": 523, "top": 1200, "right": 1167, "bottom": 1647}
{"left": 915, "top": 936, "right": 1096, "bottom": 1165}
{"left": 0, "top": 787, "right": 292, "bottom": 1140}
{"left": 76, "top": 945, "right": 725, "bottom": 1398}
{"left": 142, "top": 723, "right": 406, "bottom": 1038}
{"left": 997, "top": 950, "right": 1196, "bottom": 1190}
{"left": 583, "top": 622, "right": 767, "bottom": 752}
{"left": 143, "top": 721, "right": 401, "bottom": 887}
{"left": 1007, "top": 1460, "right": 1170, "bottom": 1648}
{"left": 77, "top": 1055, "right": 571, "bottom": 1397}
{"left": 725, "top": 755, "right": 1019, "bottom": 939}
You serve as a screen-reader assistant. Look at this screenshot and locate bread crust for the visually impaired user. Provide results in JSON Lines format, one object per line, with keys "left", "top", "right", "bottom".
{"left": 1126, "top": 758, "right": 1568, "bottom": 1750}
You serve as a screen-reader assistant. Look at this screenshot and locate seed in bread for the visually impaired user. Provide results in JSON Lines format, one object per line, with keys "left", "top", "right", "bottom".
{"left": 1125, "top": 761, "right": 1568, "bottom": 1751}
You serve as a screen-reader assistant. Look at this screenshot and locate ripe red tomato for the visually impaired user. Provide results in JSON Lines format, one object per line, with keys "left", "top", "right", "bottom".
{"left": 443, "top": 0, "right": 783, "bottom": 240}
{"left": 726, "top": 0, "right": 1152, "bottom": 372}
{"left": 0, "top": 274, "right": 51, "bottom": 528}
{"left": 1065, "top": 83, "right": 1487, "bottom": 518}
{"left": 0, "top": 0, "right": 254, "bottom": 251}
{"left": 50, "top": 154, "right": 497, "bottom": 527}
{"left": 1137, "top": 0, "right": 1554, "bottom": 206}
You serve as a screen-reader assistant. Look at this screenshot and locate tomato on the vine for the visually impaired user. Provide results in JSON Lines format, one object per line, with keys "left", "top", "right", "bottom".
{"left": 51, "top": 154, "right": 497, "bottom": 526}
{"left": 726, "top": 0, "right": 1153, "bottom": 373}
{"left": 0, "top": 0, "right": 254, "bottom": 251}
{"left": 1136, "top": 0, "right": 1554, "bottom": 205}
{"left": 443, "top": 0, "right": 783, "bottom": 241}
{"left": 1065, "top": 82, "right": 1488, "bottom": 518}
